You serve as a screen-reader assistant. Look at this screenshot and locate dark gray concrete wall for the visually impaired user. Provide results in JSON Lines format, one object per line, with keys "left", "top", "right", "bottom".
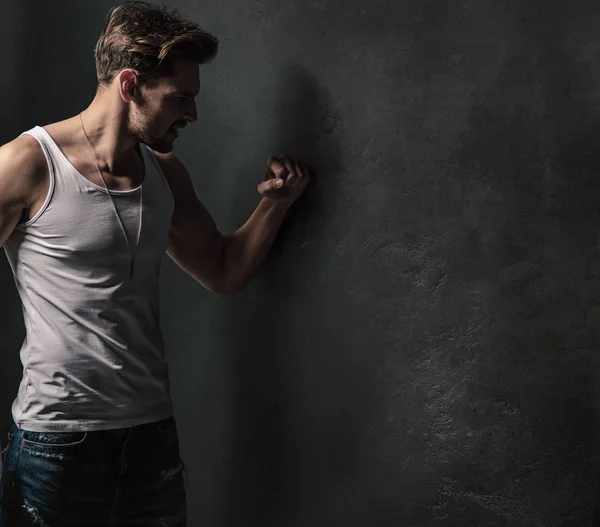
{"left": 2, "top": 0, "right": 600, "bottom": 525}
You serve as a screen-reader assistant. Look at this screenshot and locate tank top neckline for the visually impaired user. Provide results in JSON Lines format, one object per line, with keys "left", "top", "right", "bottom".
{"left": 36, "top": 125, "right": 146, "bottom": 196}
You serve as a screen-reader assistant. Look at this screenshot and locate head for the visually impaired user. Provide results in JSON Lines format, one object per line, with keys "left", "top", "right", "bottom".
{"left": 94, "top": 1, "right": 219, "bottom": 152}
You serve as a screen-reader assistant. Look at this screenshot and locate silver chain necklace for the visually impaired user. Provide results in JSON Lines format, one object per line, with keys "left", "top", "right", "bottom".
{"left": 79, "top": 112, "right": 143, "bottom": 279}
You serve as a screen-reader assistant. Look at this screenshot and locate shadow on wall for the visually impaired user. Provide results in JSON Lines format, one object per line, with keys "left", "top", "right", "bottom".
{"left": 214, "top": 66, "right": 375, "bottom": 526}
{"left": 264, "top": 64, "right": 343, "bottom": 256}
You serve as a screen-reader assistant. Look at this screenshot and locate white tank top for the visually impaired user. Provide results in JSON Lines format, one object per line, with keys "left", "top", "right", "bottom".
{"left": 3, "top": 126, "right": 175, "bottom": 432}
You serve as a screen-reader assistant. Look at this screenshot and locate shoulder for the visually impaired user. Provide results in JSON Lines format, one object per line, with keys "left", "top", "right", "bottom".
{"left": 151, "top": 150, "right": 194, "bottom": 195}
{"left": 0, "top": 133, "right": 49, "bottom": 216}
{"left": 152, "top": 151, "right": 187, "bottom": 177}
{"left": 0, "top": 134, "right": 47, "bottom": 169}
{"left": 0, "top": 134, "right": 48, "bottom": 190}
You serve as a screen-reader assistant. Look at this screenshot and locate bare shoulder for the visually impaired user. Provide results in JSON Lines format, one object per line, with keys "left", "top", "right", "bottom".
{"left": 152, "top": 150, "right": 193, "bottom": 196}
{"left": 152, "top": 150, "right": 214, "bottom": 226}
{"left": 0, "top": 134, "right": 47, "bottom": 171}
{"left": 153, "top": 151, "right": 188, "bottom": 178}
{"left": 0, "top": 134, "right": 48, "bottom": 199}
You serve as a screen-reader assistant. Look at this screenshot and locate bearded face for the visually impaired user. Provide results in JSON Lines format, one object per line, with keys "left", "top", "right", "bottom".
{"left": 128, "top": 59, "right": 199, "bottom": 153}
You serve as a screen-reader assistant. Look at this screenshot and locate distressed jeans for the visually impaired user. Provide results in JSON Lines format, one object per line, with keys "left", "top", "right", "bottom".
{"left": 0, "top": 417, "right": 187, "bottom": 526}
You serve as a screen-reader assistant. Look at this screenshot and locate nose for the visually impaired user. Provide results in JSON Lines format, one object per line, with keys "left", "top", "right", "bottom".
{"left": 184, "top": 100, "right": 197, "bottom": 123}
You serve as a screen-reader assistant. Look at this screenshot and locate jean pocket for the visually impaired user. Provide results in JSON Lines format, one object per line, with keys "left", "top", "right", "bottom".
{"left": 22, "top": 430, "right": 88, "bottom": 448}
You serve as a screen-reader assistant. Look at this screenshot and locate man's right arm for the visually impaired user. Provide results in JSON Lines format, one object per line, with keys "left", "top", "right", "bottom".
{"left": 0, "top": 135, "right": 48, "bottom": 247}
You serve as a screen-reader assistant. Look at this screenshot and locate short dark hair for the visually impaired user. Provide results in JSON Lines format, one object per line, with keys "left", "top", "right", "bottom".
{"left": 94, "top": 1, "right": 219, "bottom": 85}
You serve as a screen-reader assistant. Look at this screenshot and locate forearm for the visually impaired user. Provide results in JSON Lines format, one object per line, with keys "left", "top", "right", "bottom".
{"left": 222, "top": 197, "right": 291, "bottom": 293}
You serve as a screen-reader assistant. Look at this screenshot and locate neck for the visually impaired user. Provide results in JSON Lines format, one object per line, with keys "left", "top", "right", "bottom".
{"left": 79, "top": 89, "right": 138, "bottom": 173}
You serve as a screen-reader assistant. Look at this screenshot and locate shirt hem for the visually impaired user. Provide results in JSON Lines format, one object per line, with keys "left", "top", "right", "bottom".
{"left": 15, "top": 409, "right": 175, "bottom": 433}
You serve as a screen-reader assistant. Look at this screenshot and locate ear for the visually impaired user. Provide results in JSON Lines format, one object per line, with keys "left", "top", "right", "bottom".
{"left": 117, "top": 69, "right": 140, "bottom": 103}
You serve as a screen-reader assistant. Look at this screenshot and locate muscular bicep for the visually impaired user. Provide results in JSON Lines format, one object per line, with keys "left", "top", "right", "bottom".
{"left": 167, "top": 187, "right": 225, "bottom": 284}
{"left": 156, "top": 152, "right": 226, "bottom": 292}
{"left": 0, "top": 136, "right": 47, "bottom": 247}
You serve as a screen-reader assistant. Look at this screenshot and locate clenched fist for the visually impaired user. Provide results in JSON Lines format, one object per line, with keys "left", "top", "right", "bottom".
{"left": 257, "top": 155, "right": 311, "bottom": 204}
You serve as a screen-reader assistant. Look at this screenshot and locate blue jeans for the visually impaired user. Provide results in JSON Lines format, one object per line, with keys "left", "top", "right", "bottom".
{"left": 0, "top": 417, "right": 187, "bottom": 526}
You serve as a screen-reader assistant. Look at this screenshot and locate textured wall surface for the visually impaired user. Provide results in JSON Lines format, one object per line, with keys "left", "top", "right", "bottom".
{"left": 3, "top": 0, "right": 600, "bottom": 525}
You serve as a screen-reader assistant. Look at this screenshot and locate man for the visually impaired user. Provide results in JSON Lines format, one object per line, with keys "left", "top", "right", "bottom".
{"left": 0, "top": 1, "right": 310, "bottom": 525}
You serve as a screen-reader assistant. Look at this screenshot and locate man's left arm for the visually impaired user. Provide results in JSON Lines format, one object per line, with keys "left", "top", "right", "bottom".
{"left": 157, "top": 152, "right": 311, "bottom": 294}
